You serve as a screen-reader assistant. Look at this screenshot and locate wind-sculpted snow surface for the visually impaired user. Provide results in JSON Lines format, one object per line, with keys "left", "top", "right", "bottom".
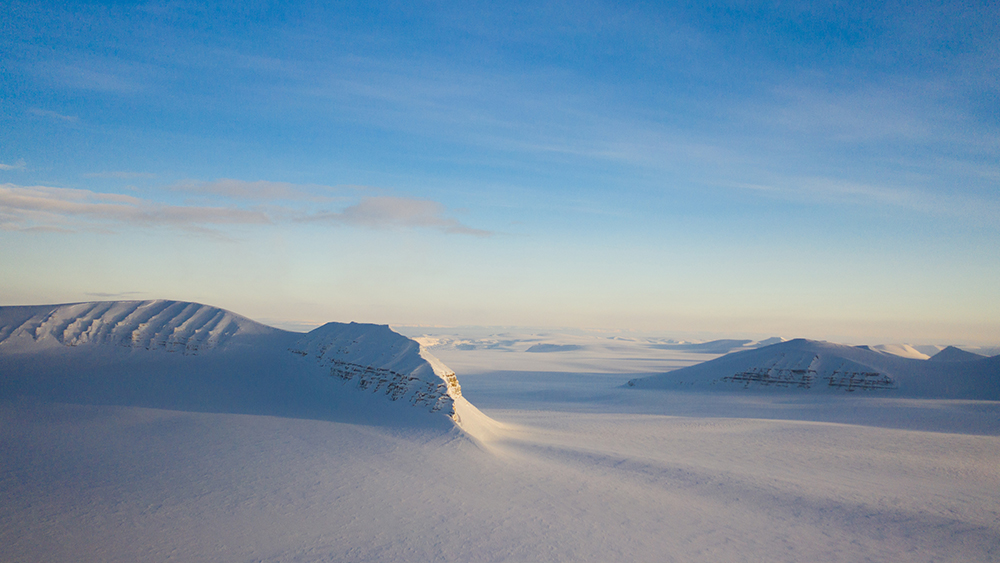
{"left": 290, "top": 322, "right": 463, "bottom": 416}
{"left": 0, "top": 300, "right": 278, "bottom": 353}
{"left": 627, "top": 338, "right": 1000, "bottom": 400}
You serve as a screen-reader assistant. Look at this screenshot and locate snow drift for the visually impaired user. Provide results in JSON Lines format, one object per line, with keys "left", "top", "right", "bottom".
{"left": 626, "top": 338, "right": 1000, "bottom": 400}
{"left": 0, "top": 300, "right": 489, "bottom": 432}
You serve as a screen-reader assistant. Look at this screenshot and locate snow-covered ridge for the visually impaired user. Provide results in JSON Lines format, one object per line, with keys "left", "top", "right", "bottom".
{"left": 0, "top": 300, "right": 279, "bottom": 354}
{"left": 627, "top": 338, "right": 1000, "bottom": 400}
{"left": 0, "top": 300, "right": 476, "bottom": 422}
{"left": 291, "top": 322, "right": 462, "bottom": 414}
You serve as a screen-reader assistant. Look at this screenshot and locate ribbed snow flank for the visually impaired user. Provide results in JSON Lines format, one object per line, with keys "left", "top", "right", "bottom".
{"left": 290, "top": 322, "right": 463, "bottom": 416}
{"left": 0, "top": 300, "right": 276, "bottom": 354}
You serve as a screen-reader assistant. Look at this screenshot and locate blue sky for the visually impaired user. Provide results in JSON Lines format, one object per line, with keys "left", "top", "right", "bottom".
{"left": 1, "top": 0, "right": 998, "bottom": 343}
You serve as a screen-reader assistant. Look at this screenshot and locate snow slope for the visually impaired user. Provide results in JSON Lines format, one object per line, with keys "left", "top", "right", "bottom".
{"left": 626, "top": 338, "right": 1000, "bottom": 400}
{"left": 4, "top": 398, "right": 998, "bottom": 563}
{"left": 870, "top": 343, "right": 931, "bottom": 360}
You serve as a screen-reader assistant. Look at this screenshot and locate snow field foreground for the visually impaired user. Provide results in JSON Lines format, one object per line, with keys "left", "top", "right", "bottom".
{"left": 3, "top": 399, "right": 998, "bottom": 562}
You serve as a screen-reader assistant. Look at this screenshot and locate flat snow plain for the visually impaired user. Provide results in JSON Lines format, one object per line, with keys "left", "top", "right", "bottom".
{"left": 3, "top": 311, "right": 999, "bottom": 562}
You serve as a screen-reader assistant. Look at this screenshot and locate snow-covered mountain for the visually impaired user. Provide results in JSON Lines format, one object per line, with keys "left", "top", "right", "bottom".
{"left": 290, "top": 320, "right": 462, "bottom": 414}
{"left": 626, "top": 338, "right": 1000, "bottom": 400}
{"left": 0, "top": 300, "right": 279, "bottom": 353}
{"left": 0, "top": 300, "right": 488, "bottom": 430}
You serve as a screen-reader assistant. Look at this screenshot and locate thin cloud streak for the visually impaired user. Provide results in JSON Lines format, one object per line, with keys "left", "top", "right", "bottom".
{"left": 0, "top": 160, "right": 27, "bottom": 171}
{"left": 173, "top": 180, "right": 491, "bottom": 235}
{"left": 29, "top": 108, "right": 79, "bottom": 122}
{"left": 38, "top": 61, "right": 147, "bottom": 94}
{"left": 0, "top": 183, "right": 269, "bottom": 231}
{"left": 730, "top": 176, "right": 1000, "bottom": 220}
{"left": 1, "top": 184, "right": 491, "bottom": 236}
{"left": 82, "top": 171, "right": 156, "bottom": 179}
{"left": 171, "top": 178, "right": 348, "bottom": 202}
{"left": 312, "top": 196, "right": 492, "bottom": 237}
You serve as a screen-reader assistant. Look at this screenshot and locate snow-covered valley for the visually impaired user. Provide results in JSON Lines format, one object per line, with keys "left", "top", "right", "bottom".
{"left": 2, "top": 301, "right": 998, "bottom": 562}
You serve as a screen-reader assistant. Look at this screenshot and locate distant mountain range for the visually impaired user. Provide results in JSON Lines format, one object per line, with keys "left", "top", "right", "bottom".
{"left": 4, "top": 301, "right": 997, "bottom": 409}
{"left": 627, "top": 338, "right": 999, "bottom": 400}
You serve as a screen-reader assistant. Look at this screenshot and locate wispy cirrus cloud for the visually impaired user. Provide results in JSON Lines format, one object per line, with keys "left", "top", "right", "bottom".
{"left": 1, "top": 182, "right": 491, "bottom": 236}
{"left": 0, "top": 183, "right": 269, "bottom": 232}
{"left": 312, "top": 196, "right": 492, "bottom": 237}
{"left": 82, "top": 171, "right": 156, "bottom": 179}
{"left": 39, "top": 61, "right": 147, "bottom": 94}
{"left": 730, "top": 176, "right": 1000, "bottom": 220}
{"left": 171, "top": 178, "right": 343, "bottom": 201}
{"left": 731, "top": 178, "right": 920, "bottom": 207}
{"left": 172, "top": 179, "right": 492, "bottom": 235}
{"left": 29, "top": 108, "right": 79, "bottom": 122}
{"left": 0, "top": 159, "right": 27, "bottom": 171}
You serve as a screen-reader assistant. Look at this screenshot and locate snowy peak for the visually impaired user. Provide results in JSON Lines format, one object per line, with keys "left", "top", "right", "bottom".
{"left": 0, "top": 300, "right": 280, "bottom": 354}
{"left": 290, "top": 322, "right": 462, "bottom": 415}
{"left": 929, "top": 345, "right": 987, "bottom": 362}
